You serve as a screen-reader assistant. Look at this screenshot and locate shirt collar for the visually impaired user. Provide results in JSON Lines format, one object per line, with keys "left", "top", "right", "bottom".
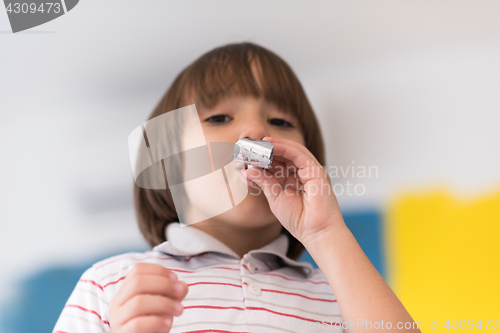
{"left": 153, "top": 222, "right": 313, "bottom": 276}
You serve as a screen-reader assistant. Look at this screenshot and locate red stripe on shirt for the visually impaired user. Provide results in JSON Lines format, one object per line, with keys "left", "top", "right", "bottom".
{"left": 188, "top": 282, "right": 242, "bottom": 288}
{"left": 103, "top": 276, "right": 126, "bottom": 288}
{"left": 184, "top": 328, "right": 248, "bottom": 333}
{"left": 184, "top": 305, "right": 245, "bottom": 311}
{"left": 95, "top": 254, "right": 173, "bottom": 270}
{"left": 262, "top": 261, "right": 273, "bottom": 270}
{"left": 185, "top": 281, "right": 335, "bottom": 303}
{"left": 184, "top": 252, "right": 209, "bottom": 261}
{"left": 88, "top": 271, "right": 222, "bottom": 291}
{"left": 65, "top": 304, "right": 110, "bottom": 326}
{"left": 95, "top": 252, "right": 209, "bottom": 270}
{"left": 247, "top": 306, "right": 341, "bottom": 325}
{"left": 94, "top": 255, "right": 144, "bottom": 270}
{"left": 91, "top": 275, "right": 334, "bottom": 306}
{"left": 80, "top": 277, "right": 126, "bottom": 290}
{"left": 99, "top": 268, "right": 236, "bottom": 289}
{"left": 182, "top": 304, "right": 341, "bottom": 326}
{"left": 79, "top": 279, "right": 103, "bottom": 291}
{"left": 170, "top": 266, "right": 240, "bottom": 274}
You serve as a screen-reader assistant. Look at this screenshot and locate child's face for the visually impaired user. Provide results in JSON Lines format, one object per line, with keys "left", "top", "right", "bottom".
{"left": 190, "top": 95, "right": 305, "bottom": 229}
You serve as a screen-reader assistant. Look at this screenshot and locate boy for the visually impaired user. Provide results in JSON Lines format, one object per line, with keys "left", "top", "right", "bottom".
{"left": 54, "top": 42, "right": 420, "bottom": 333}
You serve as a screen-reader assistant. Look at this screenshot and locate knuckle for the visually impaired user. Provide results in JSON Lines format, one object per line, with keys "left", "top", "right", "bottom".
{"left": 129, "top": 276, "right": 143, "bottom": 292}
{"left": 129, "top": 295, "right": 144, "bottom": 313}
{"left": 131, "top": 262, "right": 148, "bottom": 273}
{"left": 158, "top": 265, "right": 172, "bottom": 276}
{"left": 128, "top": 318, "right": 142, "bottom": 332}
{"left": 166, "top": 297, "right": 179, "bottom": 311}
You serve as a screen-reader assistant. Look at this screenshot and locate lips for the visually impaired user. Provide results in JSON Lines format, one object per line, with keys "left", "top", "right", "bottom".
{"left": 239, "top": 164, "right": 255, "bottom": 185}
{"left": 240, "top": 163, "right": 248, "bottom": 176}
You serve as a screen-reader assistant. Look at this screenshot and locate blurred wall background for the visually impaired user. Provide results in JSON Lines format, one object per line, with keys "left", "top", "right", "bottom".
{"left": 1, "top": 1, "right": 499, "bottom": 332}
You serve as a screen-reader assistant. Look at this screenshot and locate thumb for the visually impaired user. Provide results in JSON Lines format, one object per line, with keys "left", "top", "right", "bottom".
{"left": 244, "top": 167, "right": 282, "bottom": 206}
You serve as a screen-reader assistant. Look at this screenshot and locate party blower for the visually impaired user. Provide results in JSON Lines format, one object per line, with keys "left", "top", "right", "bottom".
{"left": 233, "top": 138, "right": 274, "bottom": 169}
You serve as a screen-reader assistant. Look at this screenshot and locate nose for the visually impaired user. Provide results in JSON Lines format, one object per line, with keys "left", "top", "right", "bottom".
{"left": 238, "top": 119, "right": 269, "bottom": 141}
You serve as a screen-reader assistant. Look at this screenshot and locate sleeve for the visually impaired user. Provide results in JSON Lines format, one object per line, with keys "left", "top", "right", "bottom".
{"left": 52, "top": 266, "right": 111, "bottom": 333}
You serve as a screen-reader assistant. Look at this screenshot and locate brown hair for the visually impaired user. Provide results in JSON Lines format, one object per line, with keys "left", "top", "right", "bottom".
{"left": 134, "top": 42, "right": 325, "bottom": 260}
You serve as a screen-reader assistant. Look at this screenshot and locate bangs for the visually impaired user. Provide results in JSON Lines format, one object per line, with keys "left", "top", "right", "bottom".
{"left": 180, "top": 43, "right": 305, "bottom": 126}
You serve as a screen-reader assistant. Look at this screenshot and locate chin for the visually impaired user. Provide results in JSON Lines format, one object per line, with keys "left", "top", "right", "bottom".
{"left": 216, "top": 190, "right": 278, "bottom": 229}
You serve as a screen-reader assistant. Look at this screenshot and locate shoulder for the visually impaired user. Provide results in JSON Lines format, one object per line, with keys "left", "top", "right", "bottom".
{"left": 90, "top": 251, "right": 170, "bottom": 276}
{"left": 66, "top": 250, "right": 176, "bottom": 299}
{"left": 87, "top": 250, "right": 176, "bottom": 285}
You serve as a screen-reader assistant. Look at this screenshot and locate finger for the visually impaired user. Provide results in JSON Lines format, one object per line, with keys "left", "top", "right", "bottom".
{"left": 267, "top": 140, "right": 322, "bottom": 174}
{"left": 244, "top": 167, "right": 283, "bottom": 206}
{"left": 266, "top": 140, "right": 327, "bottom": 185}
{"left": 121, "top": 315, "right": 173, "bottom": 333}
{"left": 113, "top": 275, "right": 188, "bottom": 306}
{"left": 266, "top": 159, "right": 289, "bottom": 186}
{"left": 265, "top": 137, "right": 319, "bottom": 166}
{"left": 269, "top": 157, "right": 303, "bottom": 188}
{"left": 267, "top": 158, "right": 287, "bottom": 175}
{"left": 127, "top": 263, "right": 178, "bottom": 281}
{"left": 272, "top": 156, "right": 301, "bottom": 177}
{"left": 283, "top": 168, "right": 303, "bottom": 191}
{"left": 118, "top": 294, "right": 183, "bottom": 326}
{"left": 297, "top": 165, "right": 330, "bottom": 184}
{"left": 264, "top": 136, "right": 319, "bottom": 163}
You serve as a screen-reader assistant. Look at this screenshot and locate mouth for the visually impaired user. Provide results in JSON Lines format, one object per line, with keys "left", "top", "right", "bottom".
{"left": 239, "top": 163, "right": 253, "bottom": 184}
{"left": 239, "top": 163, "right": 248, "bottom": 174}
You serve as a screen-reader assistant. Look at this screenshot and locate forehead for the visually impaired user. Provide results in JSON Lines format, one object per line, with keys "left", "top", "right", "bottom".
{"left": 181, "top": 53, "right": 298, "bottom": 119}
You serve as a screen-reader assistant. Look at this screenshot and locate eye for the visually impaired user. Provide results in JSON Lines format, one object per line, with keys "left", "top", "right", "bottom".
{"left": 205, "top": 114, "right": 232, "bottom": 124}
{"left": 268, "top": 118, "right": 293, "bottom": 128}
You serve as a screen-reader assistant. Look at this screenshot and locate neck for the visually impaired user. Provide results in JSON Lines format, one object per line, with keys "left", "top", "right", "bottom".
{"left": 191, "top": 220, "right": 283, "bottom": 258}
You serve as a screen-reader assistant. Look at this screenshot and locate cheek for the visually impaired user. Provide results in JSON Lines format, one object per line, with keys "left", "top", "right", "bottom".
{"left": 295, "top": 132, "right": 306, "bottom": 146}
{"left": 277, "top": 130, "right": 306, "bottom": 146}
{"left": 292, "top": 127, "right": 307, "bottom": 146}
{"left": 202, "top": 126, "right": 239, "bottom": 143}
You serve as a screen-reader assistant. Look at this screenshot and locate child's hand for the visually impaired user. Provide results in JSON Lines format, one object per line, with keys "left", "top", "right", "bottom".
{"left": 244, "top": 136, "right": 344, "bottom": 246}
{"left": 109, "top": 263, "right": 188, "bottom": 333}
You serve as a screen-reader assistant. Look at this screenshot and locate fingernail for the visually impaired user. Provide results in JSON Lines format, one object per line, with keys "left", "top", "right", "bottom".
{"left": 175, "top": 302, "right": 183, "bottom": 313}
{"left": 169, "top": 272, "right": 178, "bottom": 281}
{"left": 175, "top": 282, "right": 185, "bottom": 294}
{"left": 164, "top": 318, "right": 171, "bottom": 326}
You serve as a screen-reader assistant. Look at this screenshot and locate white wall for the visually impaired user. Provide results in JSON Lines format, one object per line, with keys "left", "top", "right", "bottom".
{"left": 1, "top": 0, "right": 500, "bottom": 306}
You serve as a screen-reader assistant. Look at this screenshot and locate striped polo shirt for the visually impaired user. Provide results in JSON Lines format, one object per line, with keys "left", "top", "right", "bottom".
{"left": 53, "top": 223, "right": 344, "bottom": 333}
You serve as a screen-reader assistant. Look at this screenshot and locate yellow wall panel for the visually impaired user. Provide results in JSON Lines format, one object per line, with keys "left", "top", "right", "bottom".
{"left": 386, "top": 189, "right": 500, "bottom": 331}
